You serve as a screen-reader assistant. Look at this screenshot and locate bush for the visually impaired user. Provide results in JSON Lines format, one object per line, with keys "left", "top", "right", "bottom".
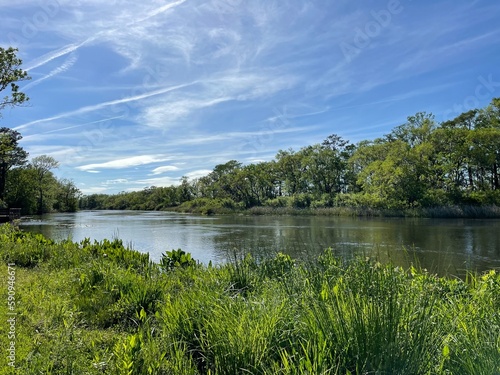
{"left": 160, "top": 249, "right": 197, "bottom": 271}
{"left": 310, "top": 194, "right": 334, "bottom": 208}
{"left": 288, "top": 193, "right": 312, "bottom": 209}
{"left": 263, "top": 196, "right": 291, "bottom": 208}
{"left": 177, "top": 198, "right": 244, "bottom": 214}
{"left": 421, "top": 188, "right": 452, "bottom": 207}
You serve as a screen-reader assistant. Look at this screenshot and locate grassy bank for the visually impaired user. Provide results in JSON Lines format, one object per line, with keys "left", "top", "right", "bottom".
{"left": 171, "top": 198, "right": 500, "bottom": 218}
{"left": 0, "top": 224, "right": 499, "bottom": 374}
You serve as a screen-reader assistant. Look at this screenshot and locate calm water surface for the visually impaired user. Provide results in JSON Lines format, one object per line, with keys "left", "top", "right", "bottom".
{"left": 20, "top": 210, "right": 500, "bottom": 276}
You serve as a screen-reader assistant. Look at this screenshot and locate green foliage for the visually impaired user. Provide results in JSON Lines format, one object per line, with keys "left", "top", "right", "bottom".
{"left": 260, "top": 252, "right": 296, "bottom": 280}
{"left": 0, "top": 224, "right": 54, "bottom": 267}
{"left": 0, "top": 127, "right": 28, "bottom": 201}
{"left": 176, "top": 197, "right": 244, "bottom": 215}
{"left": 263, "top": 196, "right": 290, "bottom": 208}
{"left": 0, "top": 47, "right": 30, "bottom": 114}
{"left": 310, "top": 193, "right": 334, "bottom": 208}
{"left": 2, "top": 227, "right": 500, "bottom": 373}
{"left": 160, "top": 248, "right": 197, "bottom": 271}
{"left": 74, "top": 99, "right": 500, "bottom": 216}
{"left": 3, "top": 153, "right": 81, "bottom": 215}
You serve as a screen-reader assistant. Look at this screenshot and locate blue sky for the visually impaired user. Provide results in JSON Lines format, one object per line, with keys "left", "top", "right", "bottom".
{"left": 1, "top": 0, "right": 499, "bottom": 195}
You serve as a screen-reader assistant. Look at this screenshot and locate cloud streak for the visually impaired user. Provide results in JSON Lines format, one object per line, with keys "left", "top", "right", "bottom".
{"left": 14, "top": 82, "right": 196, "bottom": 130}
{"left": 77, "top": 155, "right": 174, "bottom": 171}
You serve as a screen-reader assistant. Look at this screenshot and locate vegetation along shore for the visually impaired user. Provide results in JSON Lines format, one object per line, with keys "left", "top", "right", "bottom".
{"left": 1, "top": 223, "right": 499, "bottom": 374}
{"left": 76, "top": 99, "right": 500, "bottom": 217}
{"left": 2, "top": 99, "right": 500, "bottom": 218}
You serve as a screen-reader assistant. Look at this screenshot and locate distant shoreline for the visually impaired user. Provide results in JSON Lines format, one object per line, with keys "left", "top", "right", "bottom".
{"left": 166, "top": 203, "right": 500, "bottom": 218}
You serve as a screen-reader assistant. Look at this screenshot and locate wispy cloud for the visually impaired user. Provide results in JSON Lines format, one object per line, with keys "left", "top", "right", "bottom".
{"left": 151, "top": 166, "right": 180, "bottom": 175}
{"left": 24, "top": 52, "right": 79, "bottom": 90}
{"left": 3, "top": 0, "right": 499, "bottom": 194}
{"left": 77, "top": 155, "right": 174, "bottom": 171}
{"left": 24, "top": 42, "right": 90, "bottom": 71}
{"left": 14, "top": 82, "right": 195, "bottom": 130}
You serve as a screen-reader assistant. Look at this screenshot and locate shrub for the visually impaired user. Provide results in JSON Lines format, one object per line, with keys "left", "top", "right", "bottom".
{"left": 310, "top": 194, "right": 334, "bottom": 208}
{"left": 160, "top": 249, "right": 197, "bottom": 271}
{"left": 263, "top": 196, "right": 291, "bottom": 208}
{"left": 288, "top": 193, "right": 312, "bottom": 209}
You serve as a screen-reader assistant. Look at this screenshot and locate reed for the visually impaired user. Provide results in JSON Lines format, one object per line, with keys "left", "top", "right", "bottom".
{"left": 1, "top": 223, "right": 499, "bottom": 374}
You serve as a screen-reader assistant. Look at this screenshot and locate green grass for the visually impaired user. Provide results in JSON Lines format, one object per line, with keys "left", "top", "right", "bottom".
{"left": 0, "top": 223, "right": 499, "bottom": 374}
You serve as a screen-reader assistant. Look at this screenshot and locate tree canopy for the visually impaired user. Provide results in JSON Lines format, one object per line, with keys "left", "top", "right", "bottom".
{"left": 0, "top": 47, "right": 30, "bottom": 116}
{"left": 79, "top": 98, "right": 500, "bottom": 213}
{"left": 0, "top": 127, "right": 28, "bottom": 201}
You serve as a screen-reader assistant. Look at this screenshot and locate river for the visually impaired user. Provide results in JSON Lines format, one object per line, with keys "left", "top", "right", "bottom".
{"left": 20, "top": 210, "right": 500, "bottom": 276}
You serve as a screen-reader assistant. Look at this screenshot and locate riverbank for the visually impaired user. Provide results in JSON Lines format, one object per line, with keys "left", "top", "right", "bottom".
{"left": 169, "top": 199, "right": 500, "bottom": 218}
{"left": 1, "top": 223, "right": 499, "bottom": 374}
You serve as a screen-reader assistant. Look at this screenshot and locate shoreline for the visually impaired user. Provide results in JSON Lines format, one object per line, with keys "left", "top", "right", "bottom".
{"left": 166, "top": 203, "right": 500, "bottom": 218}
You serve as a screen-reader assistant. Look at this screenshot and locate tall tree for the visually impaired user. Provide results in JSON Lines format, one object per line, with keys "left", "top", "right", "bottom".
{"left": 0, "top": 128, "right": 28, "bottom": 201}
{"left": 0, "top": 47, "right": 30, "bottom": 115}
{"left": 55, "top": 178, "right": 81, "bottom": 212}
{"left": 31, "top": 155, "right": 59, "bottom": 214}
{"left": 0, "top": 47, "right": 30, "bottom": 206}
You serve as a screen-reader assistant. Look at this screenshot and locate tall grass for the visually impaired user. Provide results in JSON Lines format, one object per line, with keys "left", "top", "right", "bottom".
{"left": 1, "top": 223, "right": 499, "bottom": 374}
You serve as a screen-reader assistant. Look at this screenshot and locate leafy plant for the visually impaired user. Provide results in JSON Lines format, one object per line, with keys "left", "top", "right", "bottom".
{"left": 160, "top": 249, "right": 196, "bottom": 271}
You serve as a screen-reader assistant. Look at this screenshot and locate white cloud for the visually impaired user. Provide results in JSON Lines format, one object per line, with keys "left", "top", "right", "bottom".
{"left": 77, "top": 155, "right": 173, "bottom": 171}
{"left": 24, "top": 52, "right": 79, "bottom": 90}
{"left": 151, "top": 166, "right": 180, "bottom": 175}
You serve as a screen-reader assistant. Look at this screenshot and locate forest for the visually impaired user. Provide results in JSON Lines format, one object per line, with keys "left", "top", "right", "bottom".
{"left": 79, "top": 99, "right": 500, "bottom": 215}
{"left": 0, "top": 134, "right": 80, "bottom": 215}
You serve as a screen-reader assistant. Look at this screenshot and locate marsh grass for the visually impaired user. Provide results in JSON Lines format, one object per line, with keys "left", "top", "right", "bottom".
{"left": 1, "top": 223, "right": 500, "bottom": 374}
{"left": 172, "top": 202, "right": 500, "bottom": 218}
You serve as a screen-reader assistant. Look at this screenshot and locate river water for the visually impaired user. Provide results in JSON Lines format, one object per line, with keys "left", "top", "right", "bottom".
{"left": 20, "top": 210, "right": 500, "bottom": 276}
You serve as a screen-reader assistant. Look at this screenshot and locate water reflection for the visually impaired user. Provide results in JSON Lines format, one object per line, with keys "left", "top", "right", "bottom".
{"left": 20, "top": 211, "right": 500, "bottom": 276}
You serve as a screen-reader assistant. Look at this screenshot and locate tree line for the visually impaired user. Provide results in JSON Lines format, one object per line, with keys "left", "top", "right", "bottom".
{"left": 0, "top": 47, "right": 80, "bottom": 214}
{"left": 1, "top": 47, "right": 499, "bottom": 214}
{"left": 0, "top": 128, "right": 80, "bottom": 214}
{"left": 80, "top": 99, "right": 500, "bottom": 212}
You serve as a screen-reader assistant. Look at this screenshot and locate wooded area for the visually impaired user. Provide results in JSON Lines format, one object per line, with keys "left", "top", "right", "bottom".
{"left": 80, "top": 99, "right": 500, "bottom": 213}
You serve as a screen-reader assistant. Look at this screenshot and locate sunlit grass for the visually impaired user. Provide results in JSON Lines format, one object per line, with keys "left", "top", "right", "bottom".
{"left": 0, "top": 223, "right": 499, "bottom": 374}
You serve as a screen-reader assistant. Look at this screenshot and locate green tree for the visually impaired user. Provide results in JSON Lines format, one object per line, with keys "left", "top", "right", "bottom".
{"left": 4, "top": 167, "right": 37, "bottom": 214}
{"left": 0, "top": 127, "right": 28, "bottom": 201}
{"left": 303, "top": 134, "right": 355, "bottom": 196}
{"left": 55, "top": 178, "right": 81, "bottom": 212}
{"left": 177, "top": 176, "right": 194, "bottom": 203}
{"left": 31, "top": 155, "right": 59, "bottom": 214}
{"left": 0, "top": 47, "right": 30, "bottom": 115}
{"left": 233, "top": 162, "right": 277, "bottom": 207}
{"left": 352, "top": 114, "right": 438, "bottom": 208}
{"left": 205, "top": 160, "right": 242, "bottom": 200}
{"left": 275, "top": 148, "right": 307, "bottom": 195}
{"left": 0, "top": 47, "right": 30, "bottom": 208}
